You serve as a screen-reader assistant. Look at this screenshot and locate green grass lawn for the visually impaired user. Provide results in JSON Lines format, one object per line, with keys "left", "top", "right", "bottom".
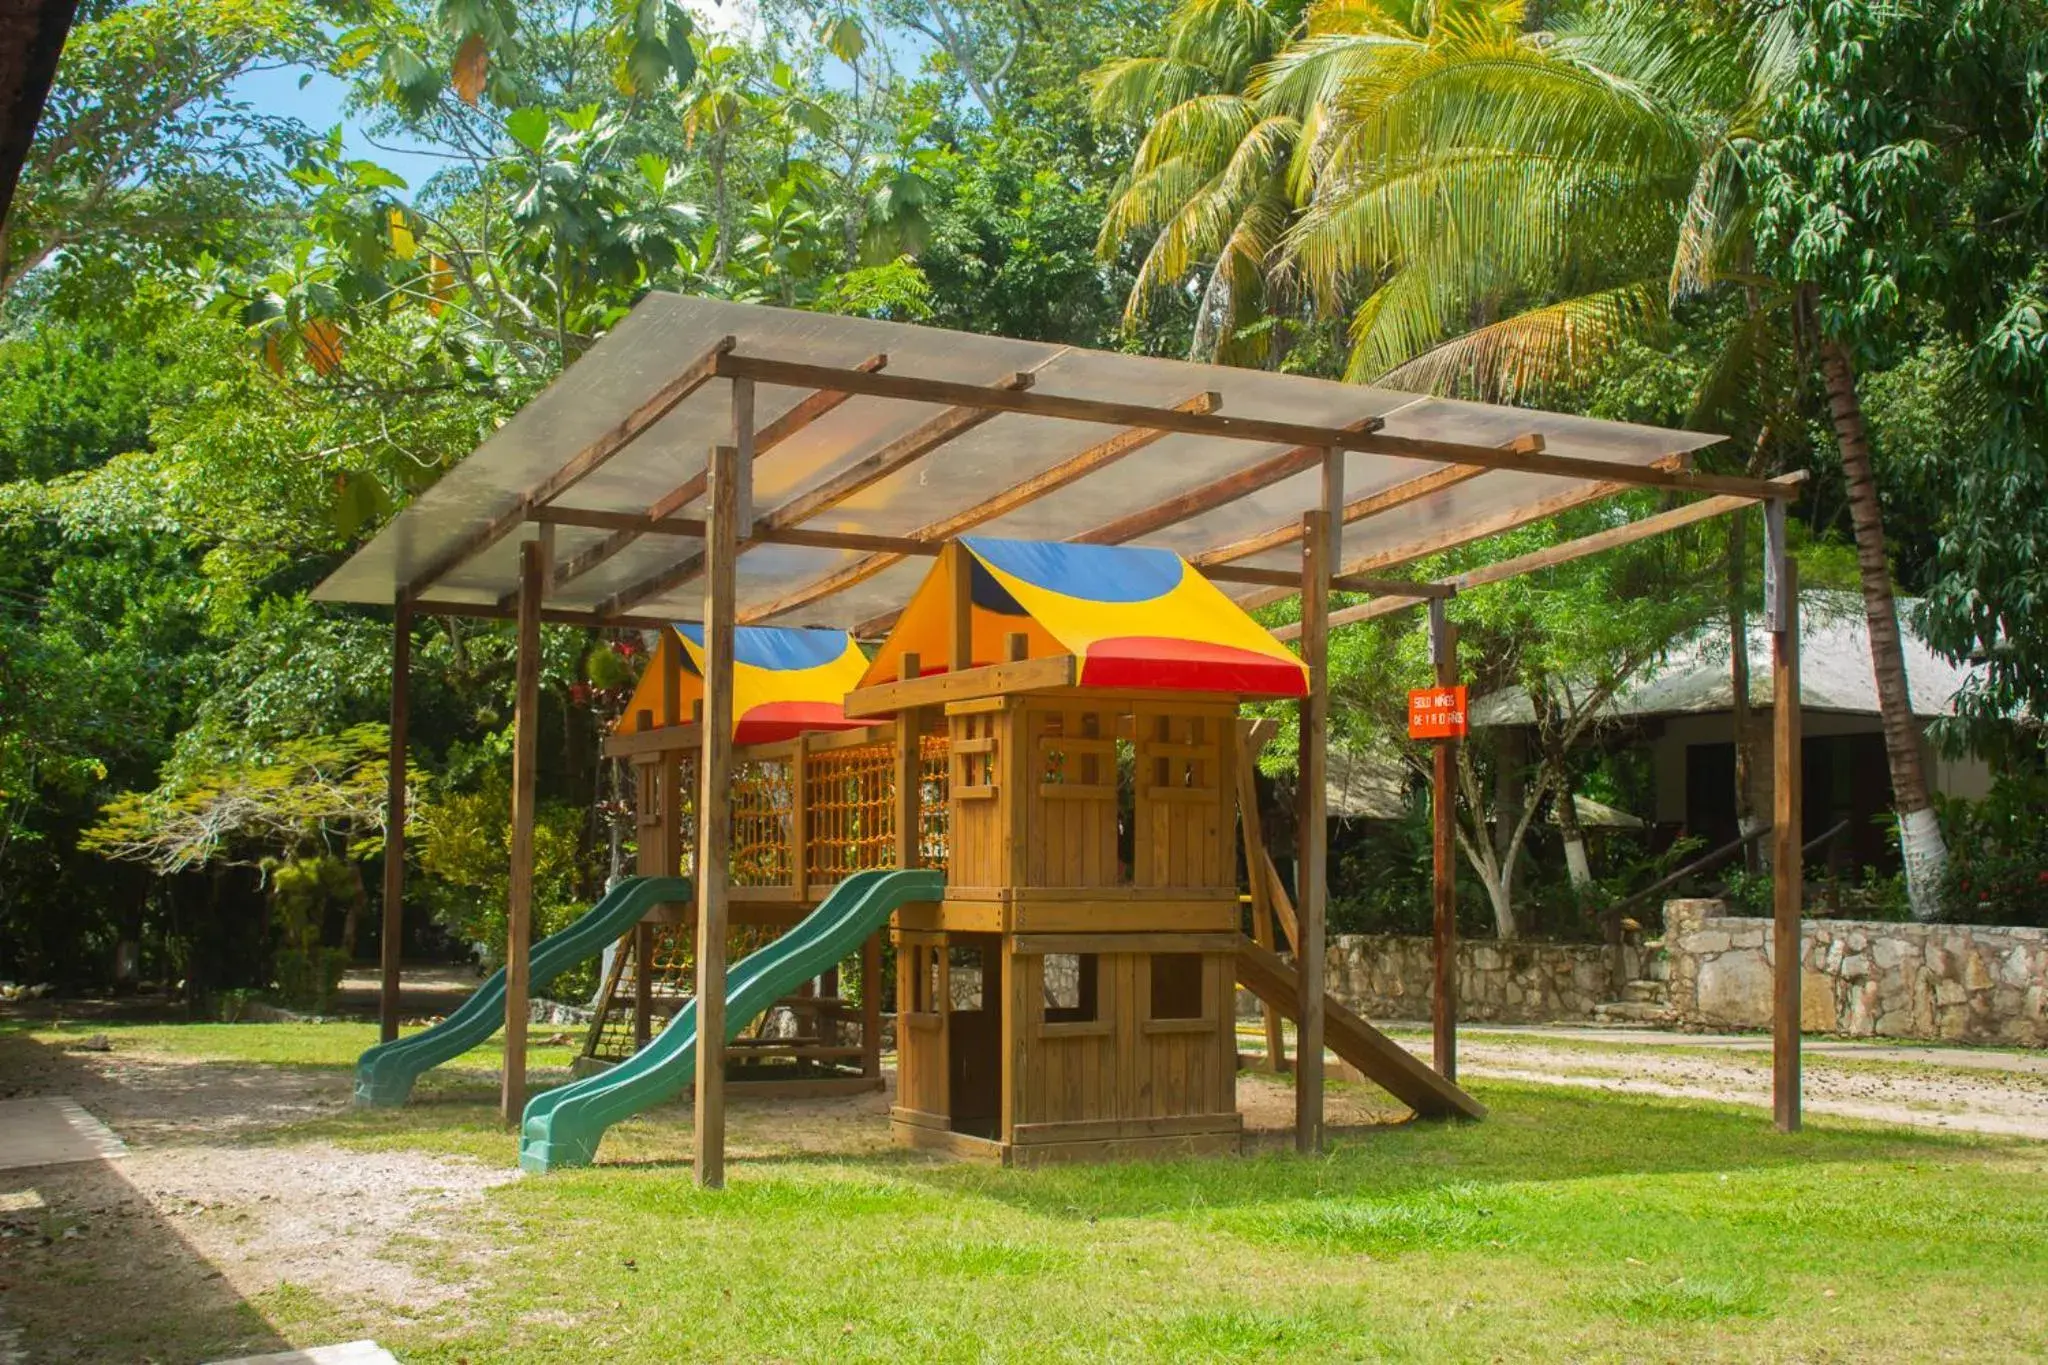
{"left": 329, "top": 1082, "right": 2048, "bottom": 1364}
{"left": 6, "top": 1019, "right": 2046, "bottom": 1362}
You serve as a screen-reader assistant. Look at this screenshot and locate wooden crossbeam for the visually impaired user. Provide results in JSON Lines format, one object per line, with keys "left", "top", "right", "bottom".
{"left": 403, "top": 336, "right": 735, "bottom": 600}
{"left": 739, "top": 391, "right": 1222, "bottom": 624}
{"left": 1232, "top": 454, "right": 1692, "bottom": 617}
{"left": 532, "top": 506, "right": 946, "bottom": 558}
{"left": 843, "top": 654, "right": 1076, "bottom": 718}
{"left": 596, "top": 369, "right": 1037, "bottom": 619}
{"left": 851, "top": 417, "right": 1385, "bottom": 638}
{"left": 548, "top": 355, "right": 889, "bottom": 594}
{"left": 1269, "top": 481, "right": 1802, "bottom": 640}
{"left": 1190, "top": 435, "right": 1545, "bottom": 569}
{"left": 412, "top": 596, "right": 675, "bottom": 631}
{"left": 713, "top": 354, "right": 1782, "bottom": 500}
{"left": 1203, "top": 564, "right": 1454, "bottom": 597}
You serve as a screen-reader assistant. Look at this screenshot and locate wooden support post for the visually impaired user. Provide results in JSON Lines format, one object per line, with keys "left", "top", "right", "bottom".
{"left": 502, "top": 535, "right": 547, "bottom": 1124}
{"left": 1771, "top": 553, "right": 1802, "bottom": 1132}
{"left": 882, "top": 654, "right": 924, "bottom": 1084}
{"left": 790, "top": 733, "right": 810, "bottom": 904}
{"left": 1296, "top": 506, "right": 1332, "bottom": 1154}
{"left": 1235, "top": 720, "right": 1285, "bottom": 1072}
{"left": 641, "top": 629, "right": 686, "bottom": 1051}
{"left": 731, "top": 376, "right": 755, "bottom": 530}
{"left": 943, "top": 542, "right": 974, "bottom": 672}
{"left": 894, "top": 655, "right": 924, "bottom": 871}
{"left": 1429, "top": 602, "right": 1459, "bottom": 1082}
{"left": 379, "top": 598, "right": 412, "bottom": 1043}
{"left": 860, "top": 931, "right": 883, "bottom": 1080}
{"left": 694, "top": 445, "right": 739, "bottom": 1189}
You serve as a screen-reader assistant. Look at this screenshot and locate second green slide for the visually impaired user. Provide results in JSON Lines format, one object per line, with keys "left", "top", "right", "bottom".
{"left": 353, "top": 874, "right": 692, "bottom": 1107}
{"left": 519, "top": 867, "right": 943, "bottom": 1173}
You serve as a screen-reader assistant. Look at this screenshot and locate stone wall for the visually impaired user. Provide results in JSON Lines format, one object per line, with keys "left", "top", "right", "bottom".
{"left": 1273, "top": 934, "right": 1643, "bottom": 1024}
{"left": 1663, "top": 899, "right": 2048, "bottom": 1046}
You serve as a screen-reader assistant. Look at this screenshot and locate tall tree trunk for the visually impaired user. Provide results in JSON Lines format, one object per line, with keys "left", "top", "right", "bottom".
{"left": 1492, "top": 727, "right": 1528, "bottom": 873}
{"left": 1817, "top": 338, "right": 1947, "bottom": 917}
{"left": 1555, "top": 785, "right": 1593, "bottom": 889}
{"left": 1455, "top": 746, "right": 1521, "bottom": 939}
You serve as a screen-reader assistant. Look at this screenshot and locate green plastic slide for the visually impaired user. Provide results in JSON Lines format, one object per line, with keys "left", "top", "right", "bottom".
{"left": 519, "top": 866, "right": 944, "bottom": 1173}
{"left": 353, "top": 875, "right": 693, "bottom": 1108}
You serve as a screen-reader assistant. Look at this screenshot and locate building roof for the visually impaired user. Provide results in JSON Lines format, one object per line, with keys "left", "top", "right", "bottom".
{"left": 312, "top": 293, "right": 1726, "bottom": 631}
{"left": 1469, "top": 591, "right": 1982, "bottom": 726}
{"left": 858, "top": 537, "right": 1309, "bottom": 698}
{"left": 615, "top": 624, "right": 870, "bottom": 743}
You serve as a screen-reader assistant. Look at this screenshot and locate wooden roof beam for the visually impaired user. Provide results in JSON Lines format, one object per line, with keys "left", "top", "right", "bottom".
{"left": 413, "top": 597, "right": 676, "bottom": 631}
{"left": 1190, "top": 435, "right": 1546, "bottom": 569}
{"left": 714, "top": 353, "right": 1786, "bottom": 502}
{"left": 401, "top": 335, "right": 735, "bottom": 600}
{"left": 1232, "top": 453, "right": 1698, "bottom": 616}
{"left": 595, "top": 368, "right": 1037, "bottom": 619}
{"left": 1203, "top": 564, "right": 1453, "bottom": 598}
{"left": 1268, "top": 477, "right": 1805, "bottom": 641}
{"left": 850, "top": 417, "right": 1386, "bottom": 638}
{"left": 531, "top": 506, "right": 952, "bottom": 557}
{"left": 547, "top": 353, "right": 889, "bottom": 595}
{"left": 739, "top": 390, "right": 1223, "bottom": 625}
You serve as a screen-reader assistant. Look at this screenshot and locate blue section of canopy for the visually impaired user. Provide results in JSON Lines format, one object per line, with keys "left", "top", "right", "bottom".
{"left": 959, "top": 536, "right": 1183, "bottom": 605}
{"left": 673, "top": 624, "right": 858, "bottom": 671}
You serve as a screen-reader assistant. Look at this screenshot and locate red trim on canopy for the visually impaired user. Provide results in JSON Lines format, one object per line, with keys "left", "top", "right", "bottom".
{"left": 1076, "top": 636, "right": 1310, "bottom": 697}
{"left": 732, "top": 701, "right": 869, "bottom": 745}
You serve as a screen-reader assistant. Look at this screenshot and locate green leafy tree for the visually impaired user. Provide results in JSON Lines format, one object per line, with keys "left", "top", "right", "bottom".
{"left": 0, "top": 0, "right": 318, "bottom": 307}
{"left": 1749, "top": 0, "right": 2048, "bottom": 913}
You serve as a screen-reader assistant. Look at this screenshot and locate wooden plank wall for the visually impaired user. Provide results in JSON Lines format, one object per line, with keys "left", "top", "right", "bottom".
{"left": 1131, "top": 705, "right": 1234, "bottom": 890}
{"left": 1011, "top": 950, "right": 1235, "bottom": 1127}
{"left": 1025, "top": 703, "right": 1120, "bottom": 887}
{"left": 945, "top": 702, "right": 1006, "bottom": 889}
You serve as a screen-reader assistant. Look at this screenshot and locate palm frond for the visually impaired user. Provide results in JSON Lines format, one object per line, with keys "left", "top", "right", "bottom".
{"left": 1368, "top": 280, "right": 1666, "bottom": 398}
{"left": 1087, "top": 56, "right": 1219, "bottom": 125}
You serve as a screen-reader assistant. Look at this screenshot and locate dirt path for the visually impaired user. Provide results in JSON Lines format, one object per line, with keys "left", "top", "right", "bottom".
{"left": 1427, "top": 1028, "right": 2048, "bottom": 1140}
{"left": 0, "top": 1033, "right": 522, "bottom": 1361}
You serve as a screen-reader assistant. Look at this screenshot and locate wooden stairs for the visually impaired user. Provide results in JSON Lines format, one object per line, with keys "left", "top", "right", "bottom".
{"left": 1235, "top": 937, "right": 1486, "bottom": 1122}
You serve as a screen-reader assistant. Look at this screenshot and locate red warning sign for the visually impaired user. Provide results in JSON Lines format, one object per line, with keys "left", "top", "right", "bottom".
{"left": 1407, "top": 685, "right": 1468, "bottom": 740}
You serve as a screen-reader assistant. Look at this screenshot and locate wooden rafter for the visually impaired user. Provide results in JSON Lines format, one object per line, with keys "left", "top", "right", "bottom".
{"left": 414, "top": 596, "right": 675, "bottom": 631}
{"left": 714, "top": 354, "right": 1785, "bottom": 501}
{"left": 1205, "top": 564, "right": 1453, "bottom": 597}
{"left": 738, "top": 390, "right": 1222, "bottom": 625}
{"left": 1234, "top": 453, "right": 1692, "bottom": 617}
{"left": 1190, "top": 435, "right": 1545, "bottom": 569}
{"left": 402, "top": 335, "right": 735, "bottom": 600}
{"left": 531, "top": 505, "right": 949, "bottom": 558}
{"left": 596, "top": 369, "right": 1037, "bottom": 619}
{"left": 1269, "top": 479, "right": 1804, "bottom": 640}
{"left": 548, "top": 354, "right": 890, "bottom": 595}
{"left": 851, "top": 417, "right": 1386, "bottom": 638}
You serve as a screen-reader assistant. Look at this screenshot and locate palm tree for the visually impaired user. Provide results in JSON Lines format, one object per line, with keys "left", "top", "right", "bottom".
{"left": 1088, "top": 0, "right": 1303, "bottom": 361}
{"left": 1095, "top": 0, "right": 1950, "bottom": 911}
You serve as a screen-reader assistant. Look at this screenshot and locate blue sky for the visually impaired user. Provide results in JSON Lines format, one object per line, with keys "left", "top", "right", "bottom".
{"left": 231, "top": 64, "right": 448, "bottom": 194}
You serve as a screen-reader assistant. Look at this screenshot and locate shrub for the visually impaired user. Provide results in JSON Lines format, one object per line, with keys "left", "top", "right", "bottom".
{"left": 1936, "top": 771, "right": 2048, "bottom": 926}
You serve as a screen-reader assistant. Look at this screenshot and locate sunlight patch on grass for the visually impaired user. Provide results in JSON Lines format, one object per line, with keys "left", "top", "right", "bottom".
{"left": 1224, "top": 1182, "right": 1517, "bottom": 1254}
{"left": 1580, "top": 1272, "right": 1772, "bottom": 1323}
{"left": 1143, "top": 1304, "right": 1353, "bottom": 1360}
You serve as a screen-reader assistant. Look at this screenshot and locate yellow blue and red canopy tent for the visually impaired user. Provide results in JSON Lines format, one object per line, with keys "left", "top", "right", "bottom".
{"left": 858, "top": 537, "right": 1309, "bottom": 699}
{"left": 617, "top": 625, "right": 871, "bottom": 741}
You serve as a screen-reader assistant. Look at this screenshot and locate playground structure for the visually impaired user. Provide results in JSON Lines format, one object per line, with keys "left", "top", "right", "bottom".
{"left": 322, "top": 293, "right": 1811, "bottom": 1183}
